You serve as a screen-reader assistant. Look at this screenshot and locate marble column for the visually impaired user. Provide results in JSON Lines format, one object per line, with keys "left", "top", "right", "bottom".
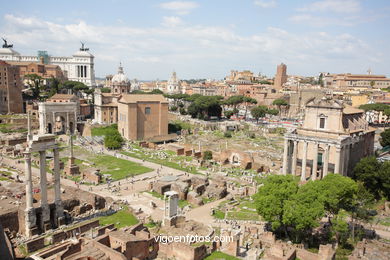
{"left": 334, "top": 146, "right": 341, "bottom": 174}
{"left": 24, "top": 150, "right": 36, "bottom": 237}
{"left": 282, "top": 138, "right": 289, "bottom": 175}
{"left": 344, "top": 144, "right": 350, "bottom": 176}
{"left": 291, "top": 140, "right": 298, "bottom": 176}
{"left": 301, "top": 141, "right": 308, "bottom": 182}
{"left": 39, "top": 150, "right": 50, "bottom": 230}
{"left": 66, "top": 112, "right": 70, "bottom": 134}
{"left": 52, "top": 112, "right": 55, "bottom": 134}
{"left": 53, "top": 148, "right": 64, "bottom": 224}
{"left": 312, "top": 143, "right": 318, "bottom": 181}
{"left": 27, "top": 111, "right": 32, "bottom": 141}
{"left": 24, "top": 151, "right": 33, "bottom": 210}
{"left": 323, "top": 145, "right": 330, "bottom": 178}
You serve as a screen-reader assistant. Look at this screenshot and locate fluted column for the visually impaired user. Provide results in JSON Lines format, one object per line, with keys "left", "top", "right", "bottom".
{"left": 24, "top": 149, "right": 37, "bottom": 237}
{"left": 344, "top": 144, "right": 350, "bottom": 176}
{"left": 39, "top": 150, "right": 50, "bottom": 229}
{"left": 24, "top": 151, "right": 33, "bottom": 209}
{"left": 312, "top": 143, "right": 318, "bottom": 181}
{"left": 291, "top": 140, "right": 298, "bottom": 176}
{"left": 323, "top": 145, "right": 330, "bottom": 178}
{"left": 301, "top": 141, "right": 308, "bottom": 182}
{"left": 334, "top": 146, "right": 341, "bottom": 174}
{"left": 53, "top": 148, "right": 64, "bottom": 224}
{"left": 282, "top": 138, "right": 289, "bottom": 175}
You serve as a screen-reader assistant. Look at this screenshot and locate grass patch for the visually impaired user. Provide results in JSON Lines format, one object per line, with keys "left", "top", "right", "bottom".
{"left": 178, "top": 199, "right": 189, "bottom": 208}
{"left": 99, "top": 206, "right": 139, "bottom": 228}
{"left": 146, "top": 191, "right": 165, "bottom": 200}
{"left": 335, "top": 244, "right": 354, "bottom": 260}
{"left": 0, "top": 176, "right": 10, "bottom": 181}
{"left": 226, "top": 211, "right": 260, "bottom": 221}
{"left": 213, "top": 209, "right": 225, "bottom": 219}
{"left": 204, "top": 251, "right": 240, "bottom": 260}
{"left": 89, "top": 155, "right": 152, "bottom": 181}
{"left": 121, "top": 150, "right": 201, "bottom": 175}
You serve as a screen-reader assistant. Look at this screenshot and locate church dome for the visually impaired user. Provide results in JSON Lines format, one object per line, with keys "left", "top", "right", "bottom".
{"left": 112, "top": 63, "right": 130, "bottom": 84}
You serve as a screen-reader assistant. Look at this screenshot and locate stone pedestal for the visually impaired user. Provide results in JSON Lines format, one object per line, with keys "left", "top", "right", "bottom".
{"left": 25, "top": 208, "right": 38, "bottom": 237}
{"left": 64, "top": 157, "right": 80, "bottom": 175}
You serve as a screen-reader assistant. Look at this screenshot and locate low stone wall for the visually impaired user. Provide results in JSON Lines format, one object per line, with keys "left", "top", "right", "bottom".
{"left": 25, "top": 237, "right": 45, "bottom": 254}
{"left": 159, "top": 242, "right": 208, "bottom": 260}
{"left": 0, "top": 210, "right": 19, "bottom": 233}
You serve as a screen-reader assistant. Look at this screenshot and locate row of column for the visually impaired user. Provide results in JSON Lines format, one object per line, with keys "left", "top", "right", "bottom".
{"left": 282, "top": 139, "right": 347, "bottom": 181}
{"left": 24, "top": 148, "right": 64, "bottom": 236}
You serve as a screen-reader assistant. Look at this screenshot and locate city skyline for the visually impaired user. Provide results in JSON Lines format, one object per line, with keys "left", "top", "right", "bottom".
{"left": 1, "top": 0, "right": 390, "bottom": 80}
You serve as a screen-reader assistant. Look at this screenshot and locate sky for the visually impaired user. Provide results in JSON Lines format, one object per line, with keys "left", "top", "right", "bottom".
{"left": 1, "top": 0, "right": 390, "bottom": 80}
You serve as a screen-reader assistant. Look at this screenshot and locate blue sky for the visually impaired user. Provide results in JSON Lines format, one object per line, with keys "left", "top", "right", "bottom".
{"left": 1, "top": 0, "right": 389, "bottom": 80}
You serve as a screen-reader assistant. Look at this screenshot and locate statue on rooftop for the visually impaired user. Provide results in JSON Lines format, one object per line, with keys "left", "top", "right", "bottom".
{"left": 2, "top": 37, "right": 13, "bottom": 48}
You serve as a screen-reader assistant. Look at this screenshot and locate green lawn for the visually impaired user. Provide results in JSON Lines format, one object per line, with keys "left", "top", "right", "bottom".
{"left": 89, "top": 155, "right": 152, "bottom": 180}
{"left": 99, "top": 207, "right": 139, "bottom": 228}
{"left": 91, "top": 124, "right": 118, "bottom": 136}
{"left": 213, "top": 209, "right": 225, "bottom": 219}
{"left": 226, "top": 211, "right": 260, "bottom": 221}
{"left": 204, "top": 251, "right": 240, "bottom": 260}
{"left": 120, "top": 150, "right": 201, "bottom": 175}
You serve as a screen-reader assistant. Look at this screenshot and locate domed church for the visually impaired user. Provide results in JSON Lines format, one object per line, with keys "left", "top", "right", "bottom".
{"left": 110, "top": 63, "right": 131, "bottom": 94}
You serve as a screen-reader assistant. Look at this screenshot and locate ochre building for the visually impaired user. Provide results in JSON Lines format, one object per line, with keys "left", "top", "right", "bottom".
{"left": 117, "top": 94, "right": 168, "bottom": 141}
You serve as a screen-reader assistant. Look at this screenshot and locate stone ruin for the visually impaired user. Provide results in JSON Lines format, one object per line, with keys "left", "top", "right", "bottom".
{"left": 149, "top": 175, "right": 227, "bottom": 207}
{"left": 23, "top": 133, "right": 64, "bottom": 237}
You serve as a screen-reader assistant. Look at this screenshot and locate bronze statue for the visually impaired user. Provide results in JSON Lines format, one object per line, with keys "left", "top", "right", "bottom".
{"left": 2, "top": 37, "right": 13, "bottom": 48}
{"left": 80, "top": 41, "right": 89, "bottom": 51}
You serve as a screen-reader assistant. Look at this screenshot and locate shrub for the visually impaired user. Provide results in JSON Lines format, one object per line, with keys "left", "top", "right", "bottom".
{"left": 203, "top": 150, "right": 213, "bottom": 160}
{"left": 224, "top": 131, "right": 232, "bottom": 138}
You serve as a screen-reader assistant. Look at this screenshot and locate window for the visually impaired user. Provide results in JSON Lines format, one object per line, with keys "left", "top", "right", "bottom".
{"left": 319, "top": 117, "right": 325, "bottom": 129}
{"left": 145, "top": 107, "right": 151, "bottom": 114}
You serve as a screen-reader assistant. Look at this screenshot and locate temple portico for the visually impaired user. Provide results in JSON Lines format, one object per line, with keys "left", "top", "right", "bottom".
{"left": 24, "top": 134, "right": 64, "bottom": 237}
{"left": 282, "top": 97, "right": 375, "bottom": 181}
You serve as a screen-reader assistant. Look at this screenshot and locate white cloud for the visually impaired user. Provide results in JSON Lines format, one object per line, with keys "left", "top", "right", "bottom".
{"left": 159, "top": 1, "right": 198, "bottom": 15}
{"left": 289, "top": 14, "right": 359, "bottom": 27}
{"left": 162, "top": 16, "right": 182, "bottom": 27}
{"left": 297, "top": 0, "right": 361, "bottom": 14}
{"left": 254, "top": 0, "right": 276, "bottom": 8}
{"left": 1, "top": 14, "right": 383, "bottom": 79}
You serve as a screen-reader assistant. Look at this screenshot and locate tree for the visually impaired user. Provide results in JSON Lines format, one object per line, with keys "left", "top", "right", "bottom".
{"left": 47, "top": 76, "right": 61, "bottom": 98}
{"left": 353, "top": 156, "right": 383, "bottom": 199}
{"left": 179, "top": 107, "right": 187, "bottom": 115}
{"left": 380, "top": 128, "right": 390, "bottom": 147}
{"left": 24, "top": 74, "right": 44, "bottom": 99}
{"left": 254, "top": 175, "right": 298, "bottom": 232}
{"left": 272, "top": 98, "right": 288, "bottom": 115}
{"left": 104, "top": 134, "right": 123, "bottom": 149}
{"left": 350, "top": 182, "right": 374, "bottom": 242}
{"left": 283, "top": 181, "right": 324, "bottom": 242}
{"left": 62, "top": 80, "right": 88, "bottom": 95}
{"left": 101, "top": 87, "right": 111, "bottom": 93}
{"left": 170, "top": 106, "right": 178, "bottom": 112}
{"left": 203, "top": 150, "right": 213, "bottom": 161}
{"left": 224, "top": 95, "right": 245, "bottom": 116}
{"left": 251, "top": 106, "right": 268, "bottom": 123}
{"left": 267, "top": 108, "right": 279, "bottom": 116}
{"left": 317, "top": 174, "right": 358, "bottom": 217}
{"left": 331, "top": 210, "right": 349, "bottom": 246}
